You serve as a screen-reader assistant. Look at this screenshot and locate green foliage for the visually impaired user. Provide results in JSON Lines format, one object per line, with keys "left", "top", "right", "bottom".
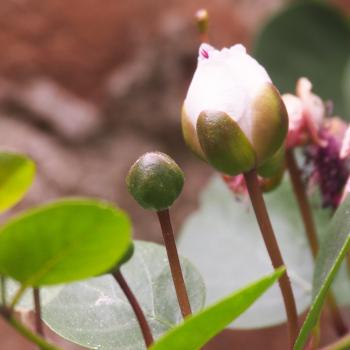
{"left": 0, "top": 152, "right": 35, "bottom": 212}
{"left": 43, "top": 241, "right": 206, "bottom": 350}
{"left": 254, "top": 2, "right": 350, "bottom": 118}
{"left": 294, "top": 197, "right": 350, "bottom": 350}
{"left": 178, "top": 175, "right": 346, "bottom": 328}
{"left": 150, "top": 268, "right": 284, "bottom": 350}
{"left": 0, "top": 200, "right": 131, "bottom": 289}
{"left": 178, "top": 176, "right": 315, "bottom": 328}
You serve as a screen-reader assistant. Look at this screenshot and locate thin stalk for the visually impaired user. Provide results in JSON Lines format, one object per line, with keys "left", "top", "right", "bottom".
{"left": 285, "top": 150, "right": 318, "bottom": 257}
{"left": 244, "top": 169, "right": 298, "bottom": 349}
{"left": 33, "top": 288, "right": 44, "bottom": 337}
{"left": 286, "top": 149, "right": 348, "bottom": 336}
{"left": 1, "top": 276, "right": 6, "bottom": 306}
{"left": 10, "top": 284, "right": 27, "bottom": 311}
{"left": 157, "top": 209, "right": 192, "bottom": 318}
{"left": 0, "top": 309, "right": 61, "bottom": 350}
{"left": 113, "top": 270, "right": 154, "bottom": 347}
{"left": 319, "top": 333, "right": 350, "bottom": 350}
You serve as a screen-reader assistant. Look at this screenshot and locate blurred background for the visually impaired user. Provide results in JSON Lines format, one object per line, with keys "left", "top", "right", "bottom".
{"left": 0, "top": 0, "right": 349, "bottom": 348}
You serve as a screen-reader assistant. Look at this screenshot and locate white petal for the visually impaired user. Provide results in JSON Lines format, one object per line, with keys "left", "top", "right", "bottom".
{"left": 198, "top": 43, "right": 216, "bottom": 61}
{"left": 184, "top": 44, "right": 271, "bottom": 141}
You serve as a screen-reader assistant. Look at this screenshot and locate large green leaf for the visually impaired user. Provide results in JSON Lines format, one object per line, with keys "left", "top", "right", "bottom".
{"left": 178, "top": 175, "right": 335, "bottom": 328}
{"left": 294, "top": 197, "right": 350, "bottom": 350}
{"left": 0, "top": 152, "right": 35, "bottom": 212}
{"left": 0, "top": 200, "right": 131, "bottom": 287}
{"left": 150, "top": 268, "right": 284, "bottom": 350}
{"left": 42, "top": 241, "right": 206, "bottom": 350}
{"left": 254, "top": 2, "right": 350, "bottom": 117}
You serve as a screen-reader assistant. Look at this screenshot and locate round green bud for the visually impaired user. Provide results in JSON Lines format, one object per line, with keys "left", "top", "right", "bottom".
{"left": 126, "top": 152, "right": 184, "bottom": 211}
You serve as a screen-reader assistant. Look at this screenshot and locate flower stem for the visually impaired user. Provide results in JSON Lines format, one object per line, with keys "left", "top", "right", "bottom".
{"left": 33, "top": 288, "right": 44, "bottom": 337}
{"left": 157, "top": 209, "right": 192, "bottom": 318}
{"left": 286, "top": 149, "right": 348, "bottom": 336}
{"left": 285, "top": 150, "right": 318, "bottom": 257}
{"left": 113, "top": 270, "right": 154, "bottom": 347}
{"left": 244, "top": 168, "right": 298, "bottom": 349}
{"left": 319, "top": 333, "right": 350, "bottom": 350}
{"left": 0, "top": 308, "right": 61, "bottom": 350}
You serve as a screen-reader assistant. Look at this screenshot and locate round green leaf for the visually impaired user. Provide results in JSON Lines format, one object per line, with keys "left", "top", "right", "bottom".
{"left": 0, "top": 200, "right": 131, "bottom": 287}
{"left": 42, "top": 241, "right": 206, "bottom": 350}
{"left": 0, "top": 152, "right": 35, "bottom": 212}
{"left": 254, "top": 2, "right": 350, "bottom": 117}
{"left": 178, "top": 175, "right": 331, "bottom": 328}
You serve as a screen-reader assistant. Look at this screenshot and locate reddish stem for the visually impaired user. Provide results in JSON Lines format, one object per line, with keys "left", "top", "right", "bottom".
{"left": 286, "top": 149, "right": 348, "bottom": 337}
{"left": 244, "top": 169, "right": 298, "bottom": 349}
{"left": 114, "top": 270, "right": 154, "bottom": 347}
{"left": 33, "top": 288, "right": 44, "bottom": 337}
{"left": 285, "top": 150, "right": 318, "bottom": 257}
{"left": 157, "top": 209, "right": 192, "bottom": 318}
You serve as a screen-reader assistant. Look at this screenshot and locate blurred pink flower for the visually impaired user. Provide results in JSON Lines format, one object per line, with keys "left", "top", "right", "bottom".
{"left": 283, "top": 78, "right": 326, "bottom": 149}
{"left": 304, "top": 118, "right": 349, "bottom": 209}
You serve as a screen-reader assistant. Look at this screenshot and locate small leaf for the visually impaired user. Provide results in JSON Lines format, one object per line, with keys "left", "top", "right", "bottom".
{"left": 42, "top": 241, "right": 206, "bottom": 350}
{"left": 254, "top": 2, "right": 350, "bottom": 117}
{"left": 294, "top": 197, "right": 350, "bottom": 350}
{"left": 150, "top": 268, "right": 284, "bottom": 350}
{"left": 0, "top": 200, "right": 131, "bottom": 287}
{"left": 0, "top": 152, "right": 35, "bottom": 212}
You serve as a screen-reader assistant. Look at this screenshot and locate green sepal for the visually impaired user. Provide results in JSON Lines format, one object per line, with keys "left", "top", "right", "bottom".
{"left": 251, "top": 84, "right": 288, "bottom": 165}
{"left": 257, "top": 145, "right": 285, "bottom": 178}
{"left": 196, "top": 110, "right": 256, "bottom": 176}
{"left": 126, "top": 152, "right": 184, "bottom": 211}
{"left": 260, "top": 170, "right": 284, "bottom": 193}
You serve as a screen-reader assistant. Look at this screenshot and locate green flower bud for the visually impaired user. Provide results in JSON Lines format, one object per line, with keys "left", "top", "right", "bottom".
{"left": 196, "top": 110, "right": 256, "bottom": 175}
{"left": 182, "top": 43, "right": 288, "bottom": 175}
{"left": 126, "top": 152, "right": 184, "bottom": 211}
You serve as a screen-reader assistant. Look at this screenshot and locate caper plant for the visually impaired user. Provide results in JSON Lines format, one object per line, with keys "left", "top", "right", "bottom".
{"left": 0, "top": 4, "right": 350, "bottom": 350}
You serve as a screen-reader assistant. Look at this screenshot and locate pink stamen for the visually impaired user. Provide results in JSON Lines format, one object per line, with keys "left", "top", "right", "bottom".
{"left": 200, "top": 48, "right": 209, "bottom": 59}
